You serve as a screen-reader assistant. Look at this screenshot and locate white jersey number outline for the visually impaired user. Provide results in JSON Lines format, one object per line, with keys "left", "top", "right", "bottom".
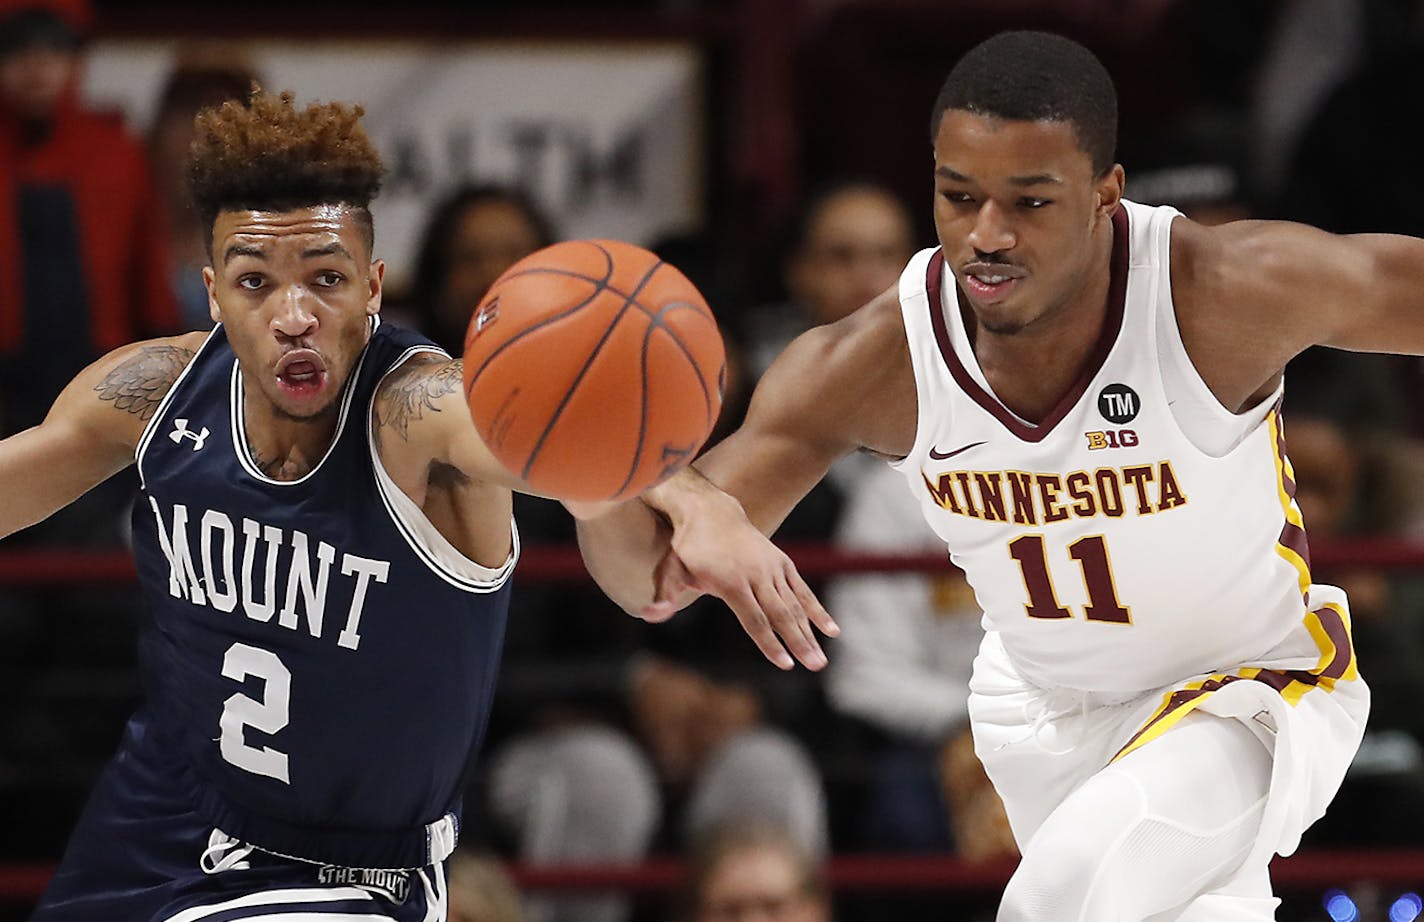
{"left": 218, "top": 642, "right": 292, "bottom": 783}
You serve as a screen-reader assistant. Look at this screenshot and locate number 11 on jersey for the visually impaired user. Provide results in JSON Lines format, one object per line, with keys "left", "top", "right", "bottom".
{"left": 1008, "top": 534, "right": 1131, "bottom": 623}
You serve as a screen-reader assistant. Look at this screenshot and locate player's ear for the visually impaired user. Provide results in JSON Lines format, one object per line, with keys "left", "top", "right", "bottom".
{"left": 204, "top": 266, "right": 221, "bottom": 324}
{"left": 366, "top": 259, "right": 385, "bottom": 317}
{"left": 1096, "top": 164, "right": 1125, "bottom": 221}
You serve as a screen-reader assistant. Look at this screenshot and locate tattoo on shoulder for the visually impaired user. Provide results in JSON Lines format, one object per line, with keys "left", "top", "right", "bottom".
{"left": 93, "top": 345, "right": 196, "bottom": 420}
{"left": 378, "top": 357, "right": 464, "bottom": 441}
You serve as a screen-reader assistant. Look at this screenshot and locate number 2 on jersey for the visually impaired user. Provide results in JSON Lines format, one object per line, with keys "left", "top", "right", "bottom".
{"left": 1008, "top": 534, "right": 1130, "bottom": 623}
{"left": 218, "top": 642, "right": 292, "bottom": 783}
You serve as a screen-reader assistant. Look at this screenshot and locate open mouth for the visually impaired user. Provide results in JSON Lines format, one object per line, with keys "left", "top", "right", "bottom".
{"left": 275, "top": 351, "right": 328, "bottom": 397}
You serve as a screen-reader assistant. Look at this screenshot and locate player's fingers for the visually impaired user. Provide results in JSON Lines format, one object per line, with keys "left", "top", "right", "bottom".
{"left": 786, "top": 565, "right": 839, "bottom": 637}
{"left": 756, "top": 574, "right": 826, "bottom": 671}
{"left": 726, "top": 583, "right": 794, "bottom": 670}
{"left": 768, "top": 574, "right": 821, "bottom": 663}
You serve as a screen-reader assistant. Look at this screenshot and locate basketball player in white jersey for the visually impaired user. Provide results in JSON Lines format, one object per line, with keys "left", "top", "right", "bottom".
{"left": 573, "top": 29, "right": 1424, "bottom": 920}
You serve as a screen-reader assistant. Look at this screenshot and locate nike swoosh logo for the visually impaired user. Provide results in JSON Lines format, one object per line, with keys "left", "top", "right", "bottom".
{"left": 928, "top": 440, "right": 987, "bottom": 461}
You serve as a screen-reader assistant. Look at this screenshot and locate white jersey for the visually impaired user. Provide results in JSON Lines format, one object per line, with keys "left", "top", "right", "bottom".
{"left": 890, "top": 200, "right": 1349, "bottom": 695}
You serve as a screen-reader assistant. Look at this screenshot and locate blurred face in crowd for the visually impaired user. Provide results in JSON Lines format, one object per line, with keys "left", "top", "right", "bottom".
{"left": 695, "top": 844, "right": 830, "bottom": 922}
{"left": 151, "top": 108, "right": 204, "bottom": 222}
{"left": 0, "top": 43, "right": 76, "bottom": 120}
{"left": 439, "top": 197, "right": 546, "bottom": 329}
{"left": 1283, "top": 416, "right": 1360, "bottom": 537}
{"left": 785, "top": 186, "right": 914, "bottom": 324}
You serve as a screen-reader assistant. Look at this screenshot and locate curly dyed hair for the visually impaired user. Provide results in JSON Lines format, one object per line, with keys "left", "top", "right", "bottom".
{"left": 188, "top": 87, "right": 386, "bottom": 254}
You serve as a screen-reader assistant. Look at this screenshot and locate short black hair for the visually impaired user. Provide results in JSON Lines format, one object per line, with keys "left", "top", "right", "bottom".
{"left": 929, "top": 31, "right": 1118, "bottom": 176}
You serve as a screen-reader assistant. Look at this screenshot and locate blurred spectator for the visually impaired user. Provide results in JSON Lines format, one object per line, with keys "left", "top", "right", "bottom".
{"left": 405, "top": 184, "right": 555, "bottom": 353}
{"left": 1276, "top": 1, "right": 1424, "bottom": 238}
{"left": 1274, "top": 0, "right": 1424, "bottom": 437}
{"left": 741, "top": 180, "right": 914, "bottom": 379}
{"left": 0, "top": 0, "right": 171, "bottom": 862}
{"left": 1249, "top": 0, "right": 1367, "bottom": 207}
{"left": 487, "top": 625, "right": 828, "bottom": 922}
{"left": 680, "top": 820, "right": 830, "bottom": 922}
{"left": 824, "top": 462, "right": 1014, "bottom": 862}
{"left": 397, "top": 185, "right": 825, "bottom": 922}
{"left": 0, "top": 0, "right": 178, "bottom": 437}
{"left": 448, "top": 849, "right": 526, "bottom": 922}
{"left": 1121, "top": 111, "right": 1255, "bottom": 227}
{"left": 1252, "top": 0, "right": 1422, "bottom": 212}
{"left": 1280, "top": 412, "right": 1424, "bottom": 846}
{"left": 147, "top": 48, "right": 260, "bottom": 329}
{"left": 738, "top": 180, "right": 916, "bottom": 547}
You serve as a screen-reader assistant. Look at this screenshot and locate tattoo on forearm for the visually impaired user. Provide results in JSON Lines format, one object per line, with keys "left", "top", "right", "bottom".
{"left": 378, "top": 359, "right": 463, "bottom": 440}
{"left": 93, "top": 345, "right": 195, "bottom": 420}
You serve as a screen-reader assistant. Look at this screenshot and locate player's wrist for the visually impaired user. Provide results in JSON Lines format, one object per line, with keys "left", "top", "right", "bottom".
{"left": 642, "top": 467, "right": 741, "bottom": 528}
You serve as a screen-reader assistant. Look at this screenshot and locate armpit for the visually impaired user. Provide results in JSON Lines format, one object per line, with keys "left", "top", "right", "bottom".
{"left": 93, "top": 345, "right": 196, "bottom": 421}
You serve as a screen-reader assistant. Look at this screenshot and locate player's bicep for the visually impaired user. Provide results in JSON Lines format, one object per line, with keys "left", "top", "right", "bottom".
{"left": 0, "top": 335, "right": 200, "bottom": 538}
{"left": 1214, "top": 222, "right": 1424, "bottom": 356}
{"left": 373, "top": 356, "right": 528, "bottom": 493}
{"left": 1319, "top": 233, "right": 1424, "bottom": 353}
{"left": 697, "top": 328, "right": 864, "bottom": 535}
{"left": 41, "top": 336, "right": 197, "bottom": 460}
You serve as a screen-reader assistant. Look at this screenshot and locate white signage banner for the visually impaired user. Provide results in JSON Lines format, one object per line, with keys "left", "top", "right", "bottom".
{"left": 81, "top": 39, "right": 705, "bottom": 290}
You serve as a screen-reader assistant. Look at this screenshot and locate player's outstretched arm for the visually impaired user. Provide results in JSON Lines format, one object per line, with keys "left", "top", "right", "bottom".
{"left": 1174, "top": 218, "right": 1424, "bottom": 412}
{"left": 373, "top": 353, "right": 551, "bottom": 495}
{"left": 0, "top": 333, "right": 206, "bottom": 540}
{"left": 578, "top": 289, "right": 917, "bottom": 670}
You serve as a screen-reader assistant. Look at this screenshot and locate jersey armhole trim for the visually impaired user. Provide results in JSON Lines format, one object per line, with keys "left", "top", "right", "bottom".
{"left": 888, "top": 247, "right": 940, "bottom": 473}
{"left": 134, "top": 326, "right": 224, "bottom": 490}
{"left": 1155, "top": 213, "right": 1282, "bottom": 445}
{"left": 367, "top": 345, "right": 519, "bottom": 593}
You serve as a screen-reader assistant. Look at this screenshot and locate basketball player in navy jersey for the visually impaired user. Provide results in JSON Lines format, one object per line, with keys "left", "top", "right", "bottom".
{"left": 0, "top": 89, "right": 826, "bottom": 922}
{"left": 580, "top": 31, "right": 1424, "bottom": 921}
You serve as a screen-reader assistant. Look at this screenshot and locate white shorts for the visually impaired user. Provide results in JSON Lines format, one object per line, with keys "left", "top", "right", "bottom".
{"left": 969, "top": 583, "right": 1370, "bottom": 871}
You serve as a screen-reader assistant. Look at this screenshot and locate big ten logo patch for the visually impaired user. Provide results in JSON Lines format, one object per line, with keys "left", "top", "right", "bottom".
{"left": 1085, "top": 429, "right": 1139, "bottom": 450}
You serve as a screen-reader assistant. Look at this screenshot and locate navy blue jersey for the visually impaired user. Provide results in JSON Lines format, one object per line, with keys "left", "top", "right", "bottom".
{"left": 33, "top": 715, "right": 451, "bottom": 922}
{"left": 128, "top": 318, "right": 515, "bottom": 869}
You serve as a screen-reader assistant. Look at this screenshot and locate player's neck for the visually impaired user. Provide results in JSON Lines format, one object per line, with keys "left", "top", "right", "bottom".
{"left": 241, "top": 393, "right": 340, "bottom": 481}
{"left": 970, "top": 228, "right": 1116, "bottom": 424}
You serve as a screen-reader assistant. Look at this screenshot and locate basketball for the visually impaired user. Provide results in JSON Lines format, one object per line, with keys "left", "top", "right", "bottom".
{"left": 461, "top": 239, "right": 726, "bottom": 502}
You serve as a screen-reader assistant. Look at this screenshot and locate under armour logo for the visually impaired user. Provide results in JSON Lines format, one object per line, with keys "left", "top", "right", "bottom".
{"left": 169, "top": 418, "right": 210, "bottom": 451}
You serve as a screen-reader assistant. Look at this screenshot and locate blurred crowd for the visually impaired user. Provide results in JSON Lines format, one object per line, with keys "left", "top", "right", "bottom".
{"left": 4, "top": 0, "right": 1424, "bottom": 920}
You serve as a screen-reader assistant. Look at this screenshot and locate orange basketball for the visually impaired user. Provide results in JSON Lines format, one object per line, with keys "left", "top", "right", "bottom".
{"left": 461, "top": 239, "right": 726, "bottom": 502}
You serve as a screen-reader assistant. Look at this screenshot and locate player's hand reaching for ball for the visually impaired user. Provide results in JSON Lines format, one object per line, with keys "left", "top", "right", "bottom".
{"left": 640, "top": 471, "right": 839, "bottom": 671}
